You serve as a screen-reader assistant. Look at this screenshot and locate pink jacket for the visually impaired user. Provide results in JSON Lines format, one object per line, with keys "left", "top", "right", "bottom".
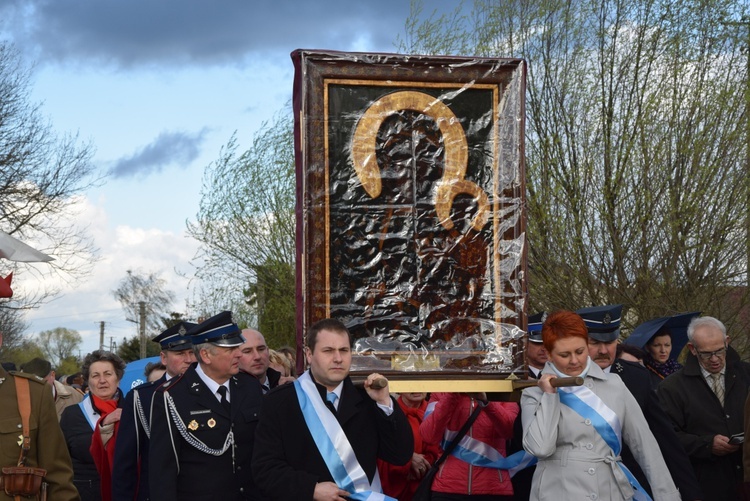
{"left": 420, "top": 393, "right": 519, "bottom": 496}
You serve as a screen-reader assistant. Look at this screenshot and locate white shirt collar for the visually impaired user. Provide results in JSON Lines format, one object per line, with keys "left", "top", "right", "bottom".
{"left": 328, "top": 381, "right": 344, "bottom": 401}
{"left": 195, "top": 364, "right": 230, "bottom": 402}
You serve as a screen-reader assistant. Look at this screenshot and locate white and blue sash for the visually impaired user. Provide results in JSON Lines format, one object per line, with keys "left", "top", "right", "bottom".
{"left": 78, "top": 395, "right": 99, "bottom": 430}
{"left": 426, "top": 398, "right": 536, "bottom": 477}
{"left": 294, "top": 372, "right": 394, "bottom": 501}
{"left": 439, "top": 431, "right": 533, "bottom": 478}
{"left": 558, "top": 384, "right": 652, "bottom": 501}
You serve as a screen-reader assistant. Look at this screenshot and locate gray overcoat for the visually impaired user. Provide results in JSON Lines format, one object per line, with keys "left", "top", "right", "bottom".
{"left": 521, "top": 361, "right": 680, "bottom": 501}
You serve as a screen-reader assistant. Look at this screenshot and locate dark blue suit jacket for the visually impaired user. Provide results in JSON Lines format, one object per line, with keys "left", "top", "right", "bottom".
{"left": 148, "top": 363, "right": 264, "bottom": 501}
{"left": 112, "top": 375, "right": 165, "bottom": 501}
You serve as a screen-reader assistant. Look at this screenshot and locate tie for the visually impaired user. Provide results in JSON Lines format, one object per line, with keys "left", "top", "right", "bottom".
{"left": 326, "top": 392, "right": 338, "bottom": 411}
{"left": 262, "top": 383, "right": 270, "bottom": 395}
{"left": 710, "top": 373, "right": 724, "bottom": 406}
{"left": 217, "top": 386, "right": 231, "bottom": 413}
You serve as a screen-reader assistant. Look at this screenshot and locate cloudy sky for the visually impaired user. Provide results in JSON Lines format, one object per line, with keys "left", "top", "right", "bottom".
{"left": 0, "top": 0, "right": 460, "bottom": 355}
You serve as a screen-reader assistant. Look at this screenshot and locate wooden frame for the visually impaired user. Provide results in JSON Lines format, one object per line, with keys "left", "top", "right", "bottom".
{"left": 292, "top": 50, "right": 528, "bottom": 390}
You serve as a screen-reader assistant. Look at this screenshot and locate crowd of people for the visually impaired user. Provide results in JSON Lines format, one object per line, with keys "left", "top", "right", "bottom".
{"left": 1, "top": 306, "right": 749, "bottom": 500}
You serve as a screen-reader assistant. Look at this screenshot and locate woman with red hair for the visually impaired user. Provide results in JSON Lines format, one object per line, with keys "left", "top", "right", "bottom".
{"left": 521, "top": 310, "right": 679, "bottom": 500}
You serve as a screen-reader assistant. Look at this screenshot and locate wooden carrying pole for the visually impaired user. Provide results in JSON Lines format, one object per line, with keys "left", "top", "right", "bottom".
{"left": 357, "top": 376, "right": 584, "bottom": 393}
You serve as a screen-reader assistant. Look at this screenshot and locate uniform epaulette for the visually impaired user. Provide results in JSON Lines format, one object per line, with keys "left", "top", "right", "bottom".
{"left": 157, "top": 371, "right": 187, "bottom": 392}
{"left": 11, "top": 371, "right": 46, "bottom": 385}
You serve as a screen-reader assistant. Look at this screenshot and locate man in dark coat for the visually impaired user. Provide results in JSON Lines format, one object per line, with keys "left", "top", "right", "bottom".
{"left": 149, "top": 312, "right": 265, "bottom": 501}
{"left": 576, "top": 304, "right": 703, "bottom": 500}
{"left": 238, "top": 328, "right": 292, "bottom": 393}
{"left": 658, "top": 315, "right": 750, "bottom": 501}
{"left": 112, "top": 321, "right": 196, "bottom": 501}
{"left": 252, "top": 318, "right": 413, "bottom": 501}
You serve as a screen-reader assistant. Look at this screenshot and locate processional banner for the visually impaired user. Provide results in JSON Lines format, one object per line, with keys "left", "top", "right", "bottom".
{"left": 292, "top": 50, "right": 527, "bottom": 381}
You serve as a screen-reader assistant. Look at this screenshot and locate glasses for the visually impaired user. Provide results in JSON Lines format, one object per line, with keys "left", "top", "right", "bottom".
{"left": 696, "top": 345, "right": 727, "bottom": 361}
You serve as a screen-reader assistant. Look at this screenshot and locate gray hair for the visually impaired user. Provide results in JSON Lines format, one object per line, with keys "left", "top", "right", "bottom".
{"left": 193, "top": 342, "right": 217, "bottom": 364}
{"left": 81, "top": 350, "right": 126, "bottom": 381}
{"left": 687, "top": 316, "right": 727, "bottom": 343}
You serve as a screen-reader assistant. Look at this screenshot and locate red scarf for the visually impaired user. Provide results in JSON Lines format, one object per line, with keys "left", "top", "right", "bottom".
{"left": 89, "top": 394, "right": 120, "bottom": 501}
{"left": 399, "top": 398, "right": 425, "bottom": 454}
{"left": 378, "top": 397, "right": 440, "bottom": 501}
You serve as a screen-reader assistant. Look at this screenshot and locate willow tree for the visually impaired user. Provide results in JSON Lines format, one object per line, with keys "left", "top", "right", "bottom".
{"left": 187, "top": 112, "right": 296, "bottom": 348}
{"left": 401, "top": 0, "right": 750, "bottom": 342}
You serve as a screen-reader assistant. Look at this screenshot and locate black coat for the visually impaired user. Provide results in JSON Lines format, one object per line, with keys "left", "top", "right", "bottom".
{"left": 266, "top": 367, "right": 281, "bottom": 390}
{"left": 251, "top": 374, "right": 414, "bottom": 501}
{"left": 658, "top": 348, "right": 750, "bottom": 501}
{"left": 112, "top": 375, "right": 165, "bottom": 501}
{"left": 611, "top": 359, "right": 703, "bottom": 501}
{"left": 60, "top": 393, "right": 124, "bottom": 501}
{"left": 148, "top": 364, "right": 264, "bottom": 501}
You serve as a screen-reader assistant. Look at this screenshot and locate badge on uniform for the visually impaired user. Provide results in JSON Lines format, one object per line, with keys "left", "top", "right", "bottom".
{"left": 188, "top": 420, "right": 199, "bottom": 431}
{"left": 207, "top": 418, "right": 216, "bottom": 428}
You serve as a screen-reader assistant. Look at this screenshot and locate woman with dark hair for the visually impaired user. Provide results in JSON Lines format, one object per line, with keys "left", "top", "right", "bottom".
{"left": 60, "top": 350, "right": 126, "bottom": 501}
{"left": 643, "top": 329, "right": 682, "bottom": 380}
{"left": 521, "top": 310, "right": 679, "bottom": 500}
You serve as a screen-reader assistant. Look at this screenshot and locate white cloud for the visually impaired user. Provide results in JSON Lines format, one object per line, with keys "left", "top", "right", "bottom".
{"left": 23, "top": 194, "right": 201, "bottom": 356}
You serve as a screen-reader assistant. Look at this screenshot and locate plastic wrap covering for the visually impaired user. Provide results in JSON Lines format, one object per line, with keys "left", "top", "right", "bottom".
{"left": 292, "top": 50, "right": 528, "bottom": 377}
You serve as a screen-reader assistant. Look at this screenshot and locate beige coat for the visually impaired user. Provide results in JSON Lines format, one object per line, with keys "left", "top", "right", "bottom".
{"left": 52, "top": 380, "right": 84, "bottom": 421}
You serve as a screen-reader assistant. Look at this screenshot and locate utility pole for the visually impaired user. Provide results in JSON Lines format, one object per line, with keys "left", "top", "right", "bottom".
{"left": 139, "top": 301, "right": 147, "bottom": 359}
{"left": 99, "top": 321, "right": 105, "bottom": 351}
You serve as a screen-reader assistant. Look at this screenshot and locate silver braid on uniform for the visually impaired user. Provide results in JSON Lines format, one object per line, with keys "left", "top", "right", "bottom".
{"left": 165, "top": 392, "right": 234, "bottom": 456}
{"left": 134, "top": 390, "right": 151, "bottom": 439}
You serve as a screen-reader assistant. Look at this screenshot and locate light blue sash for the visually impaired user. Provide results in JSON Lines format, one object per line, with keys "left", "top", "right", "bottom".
{"left": 439, "top": 431, "right": 532, "bottom": 478}
{"left": 559, "top": 385, "right": 652, "bottom": 501}
{"left": 294, "top": 372, "right": 394, "bottom": 501}
{"left": 78, "top": 395, "right": 98, "bottom": 431}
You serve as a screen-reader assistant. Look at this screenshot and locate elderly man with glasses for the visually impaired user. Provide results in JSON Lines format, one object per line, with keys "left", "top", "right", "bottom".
{"left": 657, "top": 316, "right": 750, "bottom": 501}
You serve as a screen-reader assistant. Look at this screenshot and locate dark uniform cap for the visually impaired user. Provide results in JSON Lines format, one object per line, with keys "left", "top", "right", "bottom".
{"left": 576, "top": 304, "right": 623, "bottom": 342}
{"left": 152, "top": 321, "right": 197, "bottom": 351}
{"left": 527, "top": 311, "right": 546, "bottom": 343}
{"left": 20, "top": 357, "right": 52, "bottom": 379}
{"left": 188, "top": 311, "right": 245, "bottom": 347}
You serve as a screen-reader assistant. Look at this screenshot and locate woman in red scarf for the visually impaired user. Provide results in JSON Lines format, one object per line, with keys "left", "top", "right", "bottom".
{"left": 378, "top": 392, "right": 440, "bottom": 501}
{"left": 60, "top": 350, "right": 125, "bottom": 501}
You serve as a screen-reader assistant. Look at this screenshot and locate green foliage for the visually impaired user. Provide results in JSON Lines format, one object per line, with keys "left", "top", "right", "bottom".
{"left": 188, "top": 110, "right": 296, "bottom": 342}
{"left": 116, "top": 335, "right": 161, "bottom": 363}
{"left": 1, "top": 337, "right": 45, "bottom": 369}
{"left": 38, "top": 327, "right": 82, "bottom": 368}
{"left": 244, "top": 259, "right": 295, "bottom": 349}
{"left": 56, "top": 355, "right": 81, "bottom": 376}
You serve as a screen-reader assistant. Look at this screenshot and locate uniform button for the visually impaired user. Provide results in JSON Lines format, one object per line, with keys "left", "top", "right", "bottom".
{"left": 237, "top": 465, "right": 241, "bottom": 471}
{"left": 591, "top": 493, "right": 598, "bottom": 500}
{"left": 586, "top": 443, "right": 593, "bottom": 450}
{"left": 588, "top": 468, "right": 595, "bottom": 475}
{"left": 586, "top": 382, "right": 593, "bottom": 389}
{"left": 240, "top": 488, "right": 244, "bottom": 493}
{"left": 584, "top": 419, "right": 592, "bottom": 425}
